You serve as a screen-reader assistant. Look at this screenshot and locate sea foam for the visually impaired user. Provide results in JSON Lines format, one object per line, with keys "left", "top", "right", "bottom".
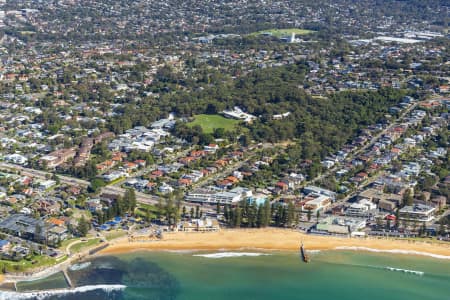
{"left": 68, "top": 261, "right": 91, "bottom": 271}
{"left": 334, "top": 246, "right": 450, "bottom": 260}
{"left": 384, "top": 266, "right": 424, "bottom": 276}
{"left": 193, "top": 252, "right": 270, "bottom": 258}
{"left": 0, "top": 284, "right": 126, "bottom": 300}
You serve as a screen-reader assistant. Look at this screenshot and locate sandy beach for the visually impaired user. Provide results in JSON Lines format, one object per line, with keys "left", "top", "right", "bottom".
{"left": 99, "top": 228, "right": 450, "bottom": 258}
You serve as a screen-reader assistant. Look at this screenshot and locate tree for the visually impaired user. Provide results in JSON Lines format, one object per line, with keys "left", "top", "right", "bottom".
{"left": 403, "top": 188, "right": 414, "bottom": 206}
{"left": 438, "top": 219, "right": 446, "bottom": 236}
{"left": 34, "top": 223, "right": 43, "bottom": 243}
{"left": 195, "top": 206, "right": 200, "bottom": 219}
{"left": 224, "top": 205, "right": 229, "bottom": 222}
{"left": 51, "top": 173, "right": 60, "bottom": 185}
{"left": 275, "top": 205, "right": 284, "bottom": 227}
{"left": 395, "top": 209, "right": 400, "bottom": 228}
{"left": 263, "top": 199, "right": 271, "bottom": 227}
{"left": 145, "top": 206, "right": 152, "bottom": 222}
{"left": 88, "top": 178, "right": 105, "bottom": 193}
{"left": 247, "top": 202, "right": 257, "bottom": 227}
{"left": 306, "top": 209, "right": 312, "bottom": 222}
{"left": 233, "top": 207, "right": 242, "bottom": 228}
{"left": 77, "top": 216, "right": 90, "bottom": 237}
{"left": 116, "top": 196, "right": 125, "bottom": 216}
{"left": 286, "top": 202, "right": 296, "bottom": 227}
{"left": 157, "top": 198, "right": 163, "bottom": 220}
{"left": 124, "top": 188, "right": 137, "bottom": 214}
{"left": 165, "top": 196, "right": 175, "bottom": 225}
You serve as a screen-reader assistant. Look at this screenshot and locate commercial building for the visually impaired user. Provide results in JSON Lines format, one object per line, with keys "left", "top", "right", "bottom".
{"left": 179, "top": 218, "right": 220, "bottom": 232}
{"left": 185, "top": 187, "right": 252, "bottom": 204}
{"left": 315, "top": 216, "right": 366, "bottom": 235}
{"left": 0, "top": 214, "right": 45, "bottom": 241}
{"left": 346, "top": 199, "right": 377, "bottom": 217}
{"left": 357, "top": 188, "right": 403, "bottom": 211}
{"left": 39, "top": 148, "right": 76, "bottom": 168}
{"left": 399, "top": 204, "right": 436, "bottom": 222}
{"left": 303, "top": 186, "right": 336, "bottom": 201}
{"left": 302, "top": 193, "right": 332, "bottom": 213}
{"left": 222, "top": 107, "right": 257, "bottom": 123}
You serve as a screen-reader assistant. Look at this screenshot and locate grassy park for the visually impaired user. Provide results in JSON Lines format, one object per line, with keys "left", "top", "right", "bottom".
{"left": 187, "top": 114, "right": 240, "bottom": 134}
{"left": 251, "top": 28, "right": 314, "bottom": 38}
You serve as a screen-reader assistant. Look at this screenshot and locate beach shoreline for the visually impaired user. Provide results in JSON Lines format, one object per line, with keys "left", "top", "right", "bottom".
{"left": 98, "top": 228, "right": 450, "bottom": 259}
{"left": 2, "top": 228, "right": 450, "bottom": 287}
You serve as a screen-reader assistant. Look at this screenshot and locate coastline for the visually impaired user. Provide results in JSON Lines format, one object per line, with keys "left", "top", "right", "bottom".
{"left": 98, "top": 228, "right": 450, "bottom": 259}
{"left": 3, "top": 228, "right": 450, "bottom": 288}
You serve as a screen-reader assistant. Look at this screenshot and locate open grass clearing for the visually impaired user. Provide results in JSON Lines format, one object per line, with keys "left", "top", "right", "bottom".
{"left": 69, "top": 238, "right": 101, "bottom": 254}
{"left": 187, "top": 114, "right": 240, "bottom": 134}
{"left": 250, "top": 28, "right": 314, "bottom": 38}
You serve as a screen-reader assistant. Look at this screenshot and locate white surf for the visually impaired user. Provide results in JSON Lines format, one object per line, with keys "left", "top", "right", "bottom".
{"left": 193, "top": 252, "right": 270, "bottom": 258}
{"left": 0, "top": 284, "right": 126, "bottom": 300}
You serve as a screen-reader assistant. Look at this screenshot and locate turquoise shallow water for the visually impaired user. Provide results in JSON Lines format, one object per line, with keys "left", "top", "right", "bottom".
{"left": 7, "top": 250, "right": 450, "bottom": 300}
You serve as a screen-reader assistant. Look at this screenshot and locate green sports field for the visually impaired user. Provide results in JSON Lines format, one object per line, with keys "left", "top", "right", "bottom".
{"left": 251, "top": 28, "right": 314, "bottom": 38}
{"left": 187, "top": 114, "right": 240, "bottom": 133}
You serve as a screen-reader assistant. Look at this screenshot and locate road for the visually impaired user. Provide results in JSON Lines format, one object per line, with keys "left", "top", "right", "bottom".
{"left": 310, "top": 101, "right": 419, "bottom": 185}
{"left": 0, "top": 161, "right": 215, "bottom": 213}
{"left": 0, "top": 162, "right": 160, "bottom": 205}
{"left": 0, "top": 102, "right": 420, "bottom": 212}
{"left": 0, "top": 162, "right": 90, "bottom": 187}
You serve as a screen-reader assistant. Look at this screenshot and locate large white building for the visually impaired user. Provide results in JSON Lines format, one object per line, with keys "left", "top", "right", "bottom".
{"left": 399, "top": 204, "right": 436, "bottom": 222}
{"left": 4, "top": 154, "right": 27, "bottom": 165}
{"left": 346, "top": 199, "right": 377, "bottom": 217}
{"left": 186, "top": 187, "right": 252, "bottom": 204}
{"left": 315, "top": 216, "right": 366, "bottom": 235}
{"left": 222, "top": 107, "right": 257, "bottom": 123}
{"left": 302, "top": 194, "right": 332, "bottom": 213}
{"left": 303, "top": 186, "right": 336, "bottom": 201}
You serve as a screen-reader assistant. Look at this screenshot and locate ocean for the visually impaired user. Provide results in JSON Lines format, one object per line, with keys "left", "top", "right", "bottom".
{"left": 2, "top": 250, "right": 450, "bottom": 300}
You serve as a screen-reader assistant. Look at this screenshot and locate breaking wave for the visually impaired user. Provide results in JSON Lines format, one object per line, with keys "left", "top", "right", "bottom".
{"left": 0, "top": 284, "right": 126, "bottom": 300}
{"left": 68, "top": 262, "right": 91, "bottom": 271}
{"left": 384, "top": 267, "right": 424, "bottom": 276}
{"left": 193, "top": 252, "right": 270, "bottom": 258}
{"left": 335, "top": 246, "right": 450, "bottom": 260}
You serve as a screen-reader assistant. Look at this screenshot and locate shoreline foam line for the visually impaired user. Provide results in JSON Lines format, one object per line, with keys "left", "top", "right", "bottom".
{"left": 193, "top": 252, "right": 271, "bottom": 258}
{"left": 335, "top": 246, "right": 450, "bottom": 260}
{"left": 384, "top": 267, "right": 424, "bottom": 276}
{"left": 0, "top": 284, "right": 126, "bottom": 300}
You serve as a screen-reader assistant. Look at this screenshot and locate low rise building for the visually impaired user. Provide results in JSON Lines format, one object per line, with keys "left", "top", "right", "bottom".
{"left": 315, "top": 216, "right": 366, "bottom": 235}
{"left": 358, "top": 188, "right": 403, "bottom": 211}
{"left": 346, "top": 199, "right": 377, "bottom": 217}
{"left": 186, "top": 187, "right": 252, "bottom": 204}
{"left": 399, "top": 204, "right": 436, "bottom": 222}
{"left": 303, "top": 186, "right": 336, "bottom": 201}
{"left": 302, "top": 194, "right": 332, "bottom": 213}
{"left": 179, "top": 218, "right": 220, "bottom": 232}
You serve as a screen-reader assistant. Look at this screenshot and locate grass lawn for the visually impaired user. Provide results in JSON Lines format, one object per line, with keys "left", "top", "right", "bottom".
{"left": 135, "top": 203, "right": 158, "bottom": 219}
{"left": 60, "top": 237, "right": 80, "bottom": 249}
{"left": 69, "top": 238, "right": 101, "bottom": 254}
{"left": 103, "top": 230, "right": 127, "bottom": 241}
{"left": 250, "top": 28, "right": 314, "bottom": 38}
{"left": 187, "top": 114, "right": 240, "bottom": 134}
{"left": 0, "top": 255, "right": 67, "bottom": 273}
{"left": 107, "top": 177, "right": 126, "bottom": 186}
